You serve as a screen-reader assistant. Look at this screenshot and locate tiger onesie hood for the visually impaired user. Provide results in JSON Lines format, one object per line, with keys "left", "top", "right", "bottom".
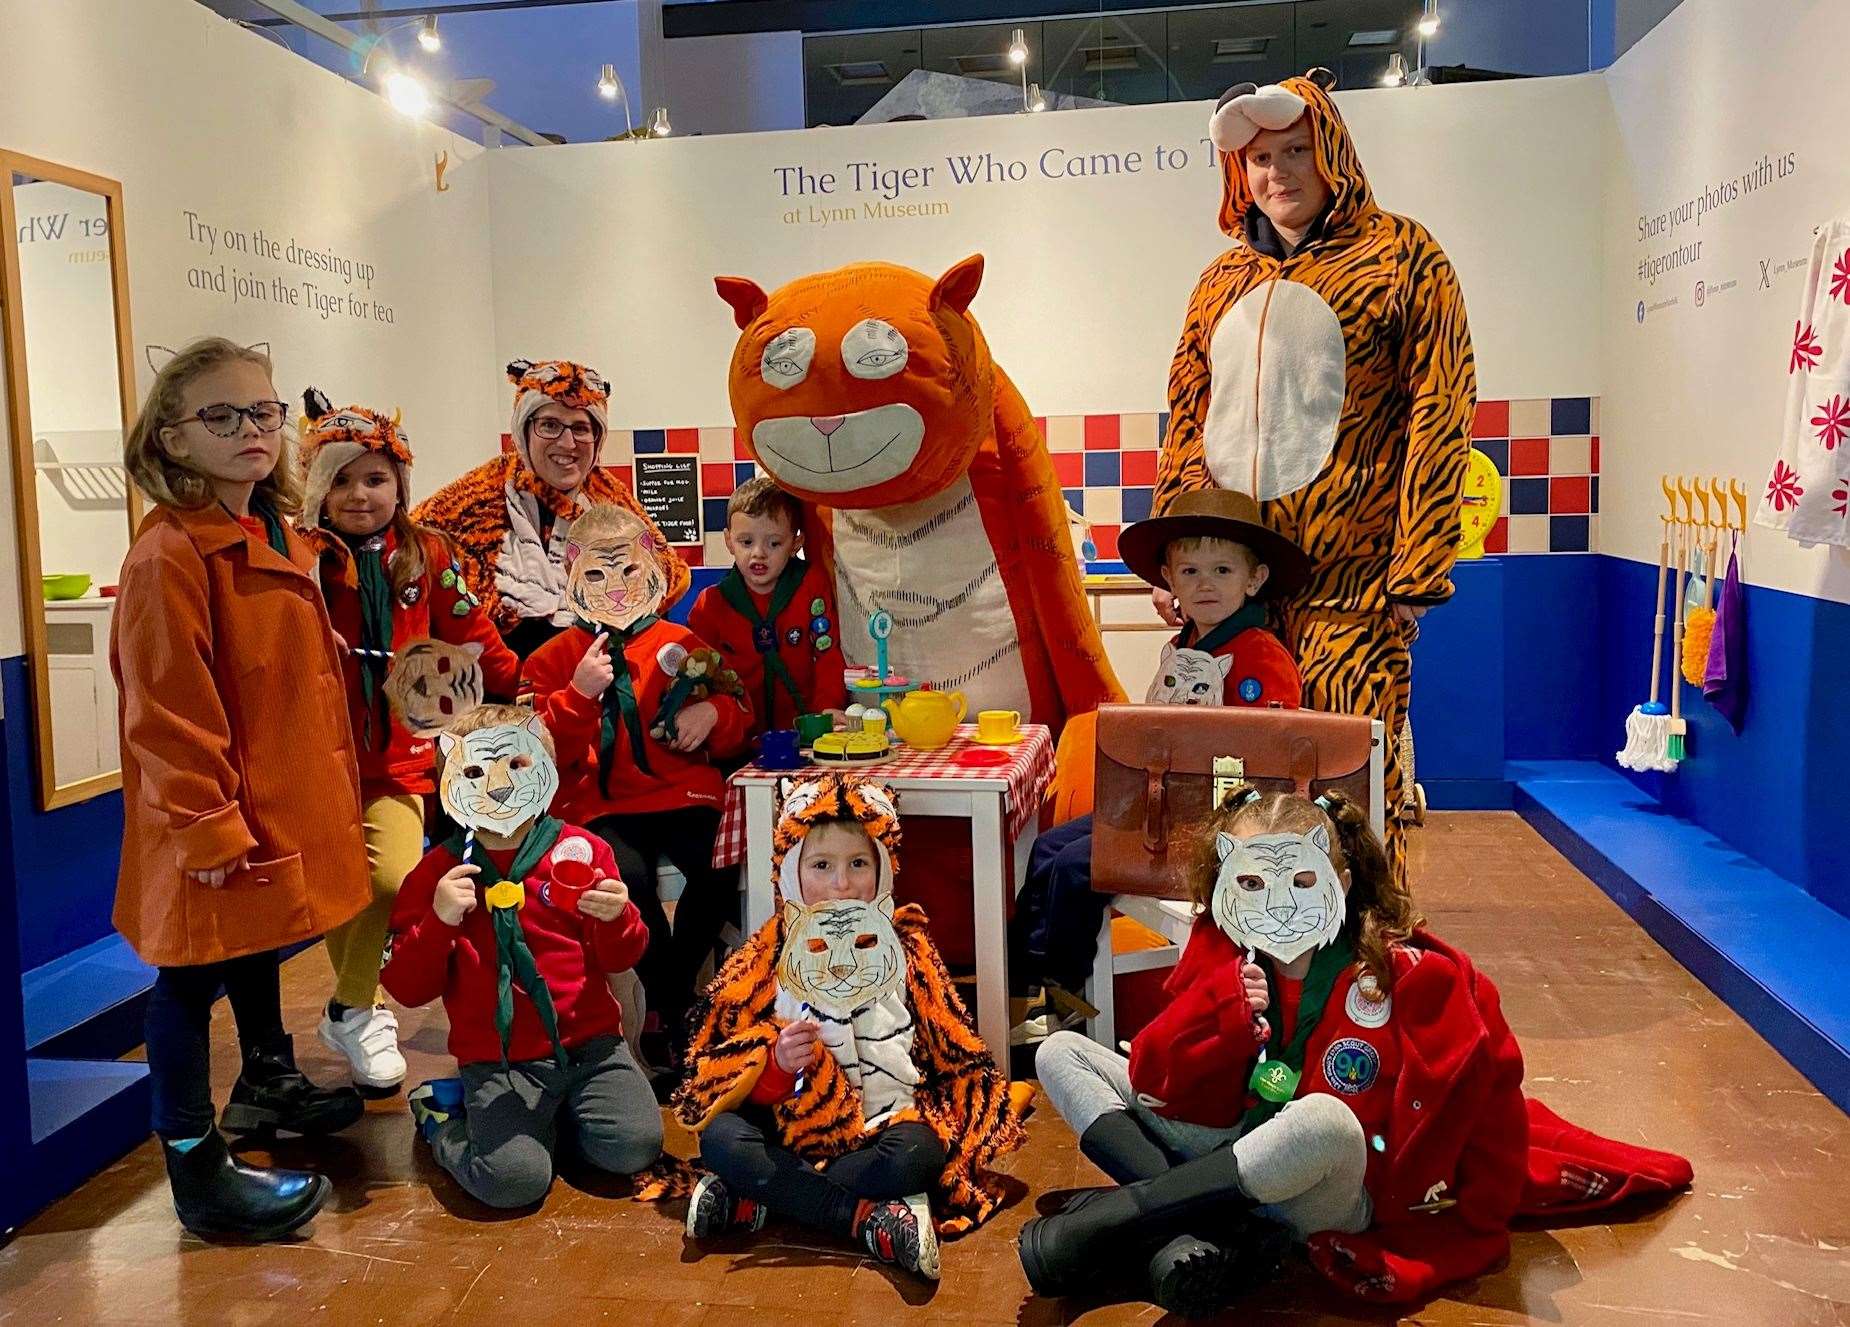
{"left": 1152, "top": 70, "right": 1477, "bottom": 883}
{"left": 664, "top": 773, "right": 1029, "bottom": 1235}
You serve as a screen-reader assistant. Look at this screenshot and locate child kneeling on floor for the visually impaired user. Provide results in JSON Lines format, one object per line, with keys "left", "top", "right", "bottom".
{"left": 671, "top": 774, "right": 1028, "bottom": 1281}
{"left": 381, "top": 704, "right": 663, "bottom": 1208}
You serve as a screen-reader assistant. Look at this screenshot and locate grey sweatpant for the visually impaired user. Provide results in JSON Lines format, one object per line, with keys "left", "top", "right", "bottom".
{"left": 1035, "top": 1029, "right": 1372, "bottom": 1238}
{"left": 433, "top": 1035, "right": 664, "bottom": 1208}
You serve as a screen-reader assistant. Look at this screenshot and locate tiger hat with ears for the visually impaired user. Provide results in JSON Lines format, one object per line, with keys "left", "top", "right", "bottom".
{"left": 770, "top": 773, "right": 902, "bottom": 903}
{"left": 298, "top": 387, "right": 416, "bottom": 526}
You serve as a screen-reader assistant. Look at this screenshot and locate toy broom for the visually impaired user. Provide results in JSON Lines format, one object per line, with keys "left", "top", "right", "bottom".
{"left": 1616, "top": 503, "right": 1675, "bottom": 771}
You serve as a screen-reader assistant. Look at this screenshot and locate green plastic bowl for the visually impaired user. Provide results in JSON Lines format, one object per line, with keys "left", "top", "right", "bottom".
{"left": 42, "top": 574, "right": 92, "bottom": 601}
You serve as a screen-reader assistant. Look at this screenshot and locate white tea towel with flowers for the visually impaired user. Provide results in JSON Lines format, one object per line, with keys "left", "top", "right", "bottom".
{"left": 1758, "top": 217, "right": 1850, "bottom": 547}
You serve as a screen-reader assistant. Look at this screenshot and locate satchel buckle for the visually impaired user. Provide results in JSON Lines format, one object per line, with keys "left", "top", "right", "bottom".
{"left": 1212, "top": 755, "right": 1245, "bottom": 810}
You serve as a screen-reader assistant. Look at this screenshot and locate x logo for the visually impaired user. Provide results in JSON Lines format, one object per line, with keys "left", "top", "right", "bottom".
{"left": 1760, "top": 259, "right": 1773, "bottom": 290}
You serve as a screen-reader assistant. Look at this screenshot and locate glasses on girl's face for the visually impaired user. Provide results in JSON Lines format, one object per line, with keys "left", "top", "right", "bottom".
{"left": 530, "top": 417, "right": 597, "bottom": 443}
{"left": 175, "top": 400, "right": 290, "bottom": 437}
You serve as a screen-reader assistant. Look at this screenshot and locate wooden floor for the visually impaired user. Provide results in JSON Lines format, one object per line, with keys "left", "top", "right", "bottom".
{"left": 3, "top": 812, "right": 1848, "bottom": 1325}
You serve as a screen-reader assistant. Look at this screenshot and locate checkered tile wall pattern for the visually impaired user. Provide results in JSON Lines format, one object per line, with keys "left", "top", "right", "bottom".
{"left": 527, "top": 395, "right": 1599, "bottom": 564}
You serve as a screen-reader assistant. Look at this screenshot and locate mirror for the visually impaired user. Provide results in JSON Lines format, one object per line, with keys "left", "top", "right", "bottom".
{"left": 0, "top": 152, "right": 138, "bottom": 810}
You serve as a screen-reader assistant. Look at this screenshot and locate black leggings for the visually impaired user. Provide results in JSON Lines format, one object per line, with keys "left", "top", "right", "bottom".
{"left": 588, "top": 808, "right": 738, "bottom": 1034}
{"left": 145, "top": 949, "right": 285, "bottom": 1139}
{"left": 699, "top": 1111, "right": 945, "bottom": 1235}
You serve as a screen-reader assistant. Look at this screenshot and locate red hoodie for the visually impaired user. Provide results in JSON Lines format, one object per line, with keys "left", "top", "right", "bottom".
{"left": 521, "top": 619, "right": 753, "bottom": 819}
{"left": 685, "top": 559, "right": 848, "bottom": 736}
{"left": 318, "top": 528, "right": 520, "bottom": 799}
{"left": 380, "top": 823, "right": 648, "bottom": 1066}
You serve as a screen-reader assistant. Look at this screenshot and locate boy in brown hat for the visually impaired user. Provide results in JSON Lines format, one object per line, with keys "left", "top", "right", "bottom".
{"left": 1009, "top": 489, "right": 1310, "bottom": 1045}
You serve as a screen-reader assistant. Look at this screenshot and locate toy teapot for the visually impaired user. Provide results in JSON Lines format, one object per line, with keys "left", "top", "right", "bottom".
{"left": 882, "top": 688, "right": 966, "bottom": 749}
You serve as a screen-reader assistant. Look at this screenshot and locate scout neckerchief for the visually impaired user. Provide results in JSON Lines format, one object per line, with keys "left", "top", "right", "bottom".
{"left": 445, "top": 816, "right": 568, "bottom": 1068}
{"left": 1181, "top": 599, "right": 1268, "bottom": 657}
{"left": 1240, "top": 934, "right": 1356, "bottom": 1132}
{"left": 576, "top": 616, "right": 660, "bottom": 785}
{"left": 227, "top": 498, "right": 292, "bottom": 558}
{"left": 716, "top": 560, "right": 808, "bottom": 724}
{"left": 342, "top": 529, "right": 396, "bottom": 750}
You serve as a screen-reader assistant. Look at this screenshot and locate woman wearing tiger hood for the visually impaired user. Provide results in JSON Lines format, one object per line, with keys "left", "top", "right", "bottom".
{"left": 296, "top": 391, "right": 520, "bottom": 1090}
{"left": 1152, "top": 70, "right": 1477, "bottom": 880}
{"left": 414, "top": 359, "right": 689, "bottom": 659}
{"left": 669, "top": 774, "right": 1028, "bottom": 1280}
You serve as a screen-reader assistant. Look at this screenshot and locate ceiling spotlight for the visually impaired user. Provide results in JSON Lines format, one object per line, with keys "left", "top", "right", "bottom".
{"left": 648, "top": 106, "right": 672, "bottom": 137}
{"left": 1026, "top": 82, "right": 1046, "bottom": 112}
{"left": 1381, "top": 52, "right": 1407, "bottom": 87}
{"left": 384, "top": 70, "right": 431, "bottom": 116}
{"left": 1008, "top": 28, "right": 1028, "bottom": 66}
{"left": 417, "top": 14, "right": 441, "bottom": 52}
{"left": 1417, "top": 8, "right": 1440, "bottom": 38}
{"left": 598, "top": 62, "right": 620, "bottom": 100}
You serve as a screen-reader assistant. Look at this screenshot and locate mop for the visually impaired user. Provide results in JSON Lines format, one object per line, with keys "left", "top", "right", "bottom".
{"left": 1616, "top": 513, "right": 1675, "bottom": 771}
{"left": 1664, "top": 519, "right": 1690, "bottom": 767}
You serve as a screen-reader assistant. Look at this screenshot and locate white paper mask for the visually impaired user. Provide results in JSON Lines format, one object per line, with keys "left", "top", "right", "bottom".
{"left": 1147, "top": 642, "right": 1233, "bottom": 706}
{"left": 385, "top": 638, "right": 486, "bottom": 736}
{"left": 565, "top": 509, "right": 669, "bottom": 631}
{"left": 777, "top": 896, "right": 906, "bottom": 1018}
{"left": 437, "top": 716, "right": 559, "bottom": 835}
{"left": 1209, "top": 828, "right": 1347, "bottom": 964}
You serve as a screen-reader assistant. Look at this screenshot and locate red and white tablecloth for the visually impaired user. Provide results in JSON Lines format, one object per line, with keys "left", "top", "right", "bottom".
{"left": 712, "top": 724, "right": 1055, "bottom": 867}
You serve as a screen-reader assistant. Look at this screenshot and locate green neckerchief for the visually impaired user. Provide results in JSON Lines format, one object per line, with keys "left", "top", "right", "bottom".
{"left": 716, "top": 560, "right": 808, "bottom": 724}
{"left": 575, "top": 616, "right": 660, "bottom": 786}
{"left": 345, "top": 531, "right": 395, "bottom": 750}
{"left": 1239, "top": 934, "right": 1356, "bottom": 1133}
{"left": 444, "top": 816, "right": 568, "bottom": 1068}
{"left": 1182, "top": 600, "right": 1269, "bottom": 656}
{"left": 226, "top": 499, "right": 291, "bottom": 558}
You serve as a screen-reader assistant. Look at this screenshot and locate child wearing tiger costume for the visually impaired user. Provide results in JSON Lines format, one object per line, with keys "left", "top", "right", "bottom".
{"left": 295, "top": 390, "right": 520, "bottom": 1091}
{"left": 671, "top": 775, "right": 1028, "bottom": 1281}
{"left": 1152, "top": 71, "right": 1478, "bottom": 881}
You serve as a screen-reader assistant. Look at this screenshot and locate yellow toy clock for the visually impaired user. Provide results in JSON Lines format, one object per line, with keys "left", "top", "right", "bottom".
{"left": 1458, "top": 448, "right": 1503, "bottom": 559}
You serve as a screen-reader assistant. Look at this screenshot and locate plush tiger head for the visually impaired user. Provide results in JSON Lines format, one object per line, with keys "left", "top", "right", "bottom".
{"left": 506, "top": 358, "right": 611, "bottom": 476}
{"left": 437, "top": 708, "right": 559, "bottom": 835}
{"left": 715, "top": 257, "right": 994, "bottom": 509}
{"left": 771, "top": 774, "right": 901, "bottom": 903}
{"left": 1207, "top": 70, "right": 1375, "bottom": 240}
{"left": 384, "top": 639, "right": 486, "bottom": 736}
{"left": 564, "top": 504, "right": 669, "bottom": 631}
{"left": 776, "top": 894, "right": 906, "bottom": 1018}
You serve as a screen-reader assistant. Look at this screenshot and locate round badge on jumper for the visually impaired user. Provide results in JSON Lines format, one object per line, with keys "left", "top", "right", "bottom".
{"left": 1322, "top": 1037, "right": 1380, "bottom": 1095}
{"left": 809, "top": 597, "right": 826, "bottom": 616}
{"left": 656, "top": 642, "right": 689, "bottom": 676}
{"left": 1345, "top": 980, "right": 1392, "bottom": 1029}
{"left": 786, "top": 626, "right": 803, "bottom": 645}
{"left": 1238, "top": 677, "right": 1263, "bottom": 703}
{"left": 400, "top": 582, "right": 423, "bottom": 607}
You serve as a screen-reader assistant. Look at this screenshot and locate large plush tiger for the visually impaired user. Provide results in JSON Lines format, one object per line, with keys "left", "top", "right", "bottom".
{"left": 663, "top": 773, "right": 1028, "bottom": 1234}
{"left": 1152, "top": 72, "right": 1477, "bottom": 878}
{"left": 715, "top": 258, "right": 1122, "bottom": 731}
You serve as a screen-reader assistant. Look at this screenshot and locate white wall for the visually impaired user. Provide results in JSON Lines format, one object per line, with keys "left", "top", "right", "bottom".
{"left": 661, "top": 32, "right": 806, "bottom": 138}
{"left": 1600, "top": 0, "right": 1850, "bottom": 603}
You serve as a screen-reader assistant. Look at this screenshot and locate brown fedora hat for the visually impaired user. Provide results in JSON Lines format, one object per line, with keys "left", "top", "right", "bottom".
{"left": 1119, "top": 488, "right": 1311, "bottom": 599}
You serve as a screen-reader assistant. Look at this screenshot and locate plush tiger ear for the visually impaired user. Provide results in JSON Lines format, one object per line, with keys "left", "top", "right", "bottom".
{"left": 715, "top": 276, "right": 769, "bottom": 330}
{"left": 505, "top": 359, "right": 534, "bottom": 386}
{"left": 302, "top": 387, "right": 333, "bottom": 423}
{"left": 929, "top": 254, "right": 984, "bottom": 315}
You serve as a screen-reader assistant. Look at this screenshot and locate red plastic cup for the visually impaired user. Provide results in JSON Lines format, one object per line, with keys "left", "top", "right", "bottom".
{"left": 548, "top": 857, "right": 597, "bottom": 912}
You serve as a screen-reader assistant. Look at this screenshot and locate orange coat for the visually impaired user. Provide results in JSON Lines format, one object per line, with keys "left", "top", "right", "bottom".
{"left": 111, "top": 504, "right": 369, "bottom": 967}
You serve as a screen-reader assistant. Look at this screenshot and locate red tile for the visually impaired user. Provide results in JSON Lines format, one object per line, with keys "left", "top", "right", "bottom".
{"left": 678, "top": 544, "right": 704, "bottom": 566}
{"left": 499, "top": 431, "right": 515, "bottom": 454}
{"left": 1052, "top": 452, "right": 1083, "bottom": 487}
{"left": 1474, "top": 401, "right": 1509, "bottom": 438}
{"left": 1509, "top": 437, "right": 1550, "bottom": 476}
{"left": 700, "top": 463, "right": 735, "bottom": 497}
{"left": 1120, "top": 450, "right": 1158, "bottom": 486}
{"left": 1084, "top": 415, "right": 1120, "bottom": 450}
{"left": 1549, "top": 475, "right": 1591, "bottom": 514}
{"left": 1035, "top": 416, "right": 1047, "bottom": 437}
{"left": 1092, "top": 524, "right": 1120, "bottom": 559}
{"left": 1590, "top": 435, "right": 1600, "bottom": 473}
{"left": 733, "top": 430, "right": 753, "bottom": 459}
{"left": 666, "top": 428, "right": 701, "bottom": 454}
{"left": 1484, "top": 517, "right": 1508, "bottom": 554}
{"left": 607, "top": 465, "right": 633, "bottom": 492}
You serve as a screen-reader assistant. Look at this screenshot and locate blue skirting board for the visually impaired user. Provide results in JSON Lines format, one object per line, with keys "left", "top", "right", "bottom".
{"left": 1512, "top": 760, "right": 1850, "bottom": 1114}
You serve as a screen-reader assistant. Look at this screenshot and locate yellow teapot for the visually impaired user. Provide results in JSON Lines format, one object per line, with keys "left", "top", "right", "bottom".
{"left": 882, "top": 688, "right": 967, "bottom": 749}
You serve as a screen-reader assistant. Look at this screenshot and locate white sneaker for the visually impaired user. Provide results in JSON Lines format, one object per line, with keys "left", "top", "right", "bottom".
{"left": 318, "top": 1004, "right": 406, "bottom": 1090}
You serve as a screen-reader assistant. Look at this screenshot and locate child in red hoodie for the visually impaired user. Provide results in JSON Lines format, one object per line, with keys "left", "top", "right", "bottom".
{"left": 295, "top": 390, "right": 520, "bottom": 1092}
{"left": 520, "top": 504, "right": 753, "bottom": 1055}
{"left": 381, "top": 705, "right": 660, "bottom": 1208}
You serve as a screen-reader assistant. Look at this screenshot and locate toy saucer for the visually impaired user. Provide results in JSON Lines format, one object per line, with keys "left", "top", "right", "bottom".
{"left": 956, "top": 747, "right": 1012, "bottom": 767}
{"left": 970, "top": 731, "right": 1024, "bottom": 746}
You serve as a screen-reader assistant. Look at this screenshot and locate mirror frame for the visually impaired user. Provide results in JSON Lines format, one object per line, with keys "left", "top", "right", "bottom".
{"left": 0, "top": 149, "right": 141, "bottom": 811}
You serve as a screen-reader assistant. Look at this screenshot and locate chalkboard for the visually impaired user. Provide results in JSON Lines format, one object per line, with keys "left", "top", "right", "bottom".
{"left": 632, "top": 455, "right": 701, "bottom": 545}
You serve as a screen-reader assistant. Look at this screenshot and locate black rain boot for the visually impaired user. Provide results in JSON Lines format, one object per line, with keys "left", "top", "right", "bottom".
{"left": 222, "top": 1035, "right": 364, "bottom": 1138}
{"left": 1078, "top": 1110, "right": 1174, "bottom": 1184}
{"left": 1144, "top": 1215, "right": 1293, "bottom": 1319}
{"left": 1017, "top": 1145, "right": 1259, "bottom": 1300}
{"left": 162, "top": 1128, "right": 331, "bottom": 1241}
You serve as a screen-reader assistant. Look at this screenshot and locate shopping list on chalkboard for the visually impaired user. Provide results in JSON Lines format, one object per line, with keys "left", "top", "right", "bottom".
{"left": 632, "top": 455, "right": 700, "bottom": 545}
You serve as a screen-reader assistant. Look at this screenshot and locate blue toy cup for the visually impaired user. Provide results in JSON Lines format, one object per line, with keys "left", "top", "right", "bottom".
{"left": 759, "top": 728, "right": 803, "bottom": 769}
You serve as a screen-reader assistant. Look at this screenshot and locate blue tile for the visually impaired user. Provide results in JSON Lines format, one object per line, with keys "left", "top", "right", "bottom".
{"left": 1063, "top": 487, "right": 1085, "bottom": 512}
{"left": 1550, "top": 397, "right": 1591, "bottom": 436}
{"left": 1157, "top": 411, "right": 1171, "bottom": 445}
{"left": 1084, "top": 452, "right": 1120, "bottom": 487}
{"left": 1474, "top": 440, "right": 1508, "bottom": 474}
{"left": 632, "top": 428, "right": 667, "bottom": 455}
{"left": 1549, "top": 515, "right": 1589, "bottom": 552}
{"left": 1510, "top": 478, "right": 1549, "bottom": 515}
{"left": 701, "top": 497, "right": 731, "bottom": 534}
{"left": 1590, "top": 476, "right": 1600, "bottom": 513}
{"left": 1121, "top": 486, "right": 1154, "bottom": 524}
{"left": 734, "top": 461, "right": 758, "bottom": 484}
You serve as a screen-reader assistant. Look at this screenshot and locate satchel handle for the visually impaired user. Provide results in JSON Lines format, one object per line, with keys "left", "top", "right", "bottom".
{"left": 1143, "top": 758, "right": 1169, "bottom": 855}
{"left": 1290, "top": 736, "right": 1317, "bottom": 796}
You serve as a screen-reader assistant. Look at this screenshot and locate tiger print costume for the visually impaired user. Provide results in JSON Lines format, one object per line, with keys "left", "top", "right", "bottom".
{"left": 1152, "top": 73, "right": 1477, "bottom": 878}
{"left": 668, "top": 774, "right": 1028, "bottom": 1235}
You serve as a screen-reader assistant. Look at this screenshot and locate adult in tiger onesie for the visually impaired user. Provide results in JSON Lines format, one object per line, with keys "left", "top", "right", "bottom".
{"left": 1152, "top": 71, "right": 1476, "bottom": 881}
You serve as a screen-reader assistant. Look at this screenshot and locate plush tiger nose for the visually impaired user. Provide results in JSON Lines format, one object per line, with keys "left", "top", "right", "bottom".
{"left": 811, "top": 415, "right": 846, "bottom": 436}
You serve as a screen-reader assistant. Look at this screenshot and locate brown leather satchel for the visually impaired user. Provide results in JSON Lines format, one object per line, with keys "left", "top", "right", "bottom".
{"left": 1091, "top": 704, "right": 1382, "bottom": 899}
